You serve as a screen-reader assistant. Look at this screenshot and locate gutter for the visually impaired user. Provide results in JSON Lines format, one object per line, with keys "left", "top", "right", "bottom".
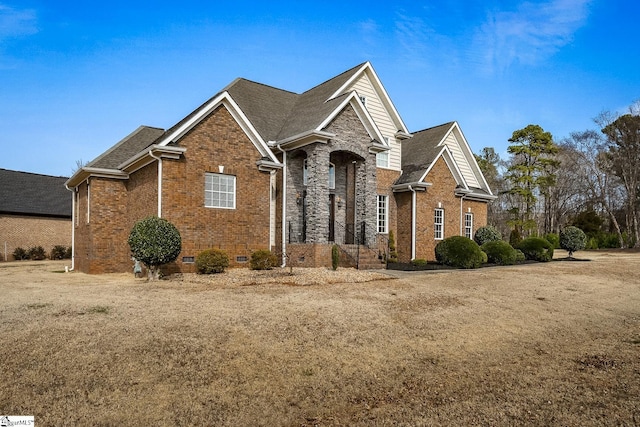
{"left": 149, "top": 150, "right": 162, "bottom": 217}
{"left": 274, "top": 142, "right": 287, "bottom": 267}
{"left": 64, "top": 184, "right": 75, "bottom": 271}
{"left": 408, "top": 185, "right": 417, "bottom": 261}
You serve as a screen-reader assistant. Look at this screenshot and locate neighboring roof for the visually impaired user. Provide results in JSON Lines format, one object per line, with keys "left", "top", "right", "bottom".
{"left": 0, "top": 168, "right": 71, "bottom": 217}
{"left": 88, "top": 126, "right": 166, "bottom": 169}
{"left": 396, "top": 122, "right": 454, "bottom": 185}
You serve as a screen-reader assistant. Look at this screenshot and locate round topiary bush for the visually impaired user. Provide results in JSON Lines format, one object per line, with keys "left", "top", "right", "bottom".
{"left": 250, "top": 249, "right": 279, "bottom": 270}
{"left": 517, "top": 237, "right": 554, "bottom": 262}
{"left": 474, "top": 225, "right": 502, "bottom": 246}
{"left": 128, "top": 216, "right": 182, "bottom": 280}
{"left": 196, "top": 248, "right": 229, "bottom": 274}
{"left": 435, "top": 236, "right": 486, "bottom": 269}
{"left": 481, "top": 240, "right": 520, "bottom": 265}
{"left": 560, "top": 226, "right": 587, "bottom": 258}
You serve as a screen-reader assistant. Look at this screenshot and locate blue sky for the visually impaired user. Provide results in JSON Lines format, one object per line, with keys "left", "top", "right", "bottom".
{"left": 1, "top": 0, "right": 638, "bottom": 177}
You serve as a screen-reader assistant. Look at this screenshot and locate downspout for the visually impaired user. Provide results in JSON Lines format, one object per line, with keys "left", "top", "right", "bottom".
{"left": 149, "top": 150, "right": 162, "bottom": 217}
{"left": 65, "top": 184, "right": 76, "bottom": 271}
{"left": 275, "top": 143, "right": 287, "bottom": 267}
{"left": 408, "top": 185, "right": 416, "bottom": 261}
{"left": 460, "top": 193, "right": 466, "bottom": 236}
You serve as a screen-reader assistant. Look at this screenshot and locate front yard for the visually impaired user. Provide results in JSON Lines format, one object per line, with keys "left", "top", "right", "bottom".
{"left": 1, "top": 251, "right": 639, "bottom": 425}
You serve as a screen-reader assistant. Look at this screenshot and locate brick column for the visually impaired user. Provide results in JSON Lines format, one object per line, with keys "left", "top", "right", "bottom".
{"left": 305, "top": 144, "right": 330, "bottom": 243}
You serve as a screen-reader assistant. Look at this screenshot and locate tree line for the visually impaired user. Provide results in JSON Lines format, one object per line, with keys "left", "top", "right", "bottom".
{"left": 476, "top": 101, "right": 640, "bottom": 249}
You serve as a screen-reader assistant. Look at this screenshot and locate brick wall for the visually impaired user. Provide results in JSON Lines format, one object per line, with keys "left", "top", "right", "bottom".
{"left": 395, "top": 156, "right": 489, "bottom": 262}
{"left": 162, "top": 105, "right": 273, "bottom": 273}
{"left": 0, "top": 214, "right": 71, "bottom": 261}
{"left": 74, "top": 104, "right": 274, "bottom": 274}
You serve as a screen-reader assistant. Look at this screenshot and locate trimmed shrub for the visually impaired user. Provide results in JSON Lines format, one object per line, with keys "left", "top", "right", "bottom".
{"left": 196, "top": 248, "right": 229, "bottom": 274}
{"left": 560, "top": 226, "right": 587, "bottom": 258}
{"left": 544, "top": 233, "right": 560, "bottom": 249}
{"left": 474, "top": 225, "right": 502, "bottom": 246}
{"left": 128, "top": 216, "right": 182, "bottom": 280}
{"left": 28, "top": 246, "right": 47, "bottom": 260}
{"left": 509, "top": 228, "right": 522, "bottom": 247}
{"left": 12, "top": 247, "right": 28, "bottom": 260}
{"left": 481, "top": 240, "right": 520, "bottom": 265}
{"left": 515, "top": 250, "right": 525, "bottom": 263}
{"left": 50, "top": 245, "right": 68, "bottom": 260}
{"left": 250, "top": 249, "right": 278, "bottom": 270}
{"left": 65, "top": 246, "right": 73, "bottom": 259}
{"left": 435, "top": 236, "right": 486, "bottom": 269}
{"left": 517, "top": 237, "right": 554, "bottom": 262}
{"left": 331, "top": 245, "right": 339, "bottom": 271}
{"left": 586, "top": 237, "right": 599, "bottom": 250}
{"left": 411, "top": 258, "right": 428, "bottom": 267}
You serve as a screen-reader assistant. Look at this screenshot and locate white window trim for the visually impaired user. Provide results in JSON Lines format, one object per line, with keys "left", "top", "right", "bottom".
{"left": 377, "top": 195, "right": 389, "bottom": 234}
{"left": 435, "top": 208, "right": 444, "bottom": 240}
{"left": 376, "top": 151, "right": 389, "bottom": 168}
{"left": 465, "top": 212, "right": 473, "bottom": 239}
{"left": 204, "top": 173, "right": 236, "bottom": 210}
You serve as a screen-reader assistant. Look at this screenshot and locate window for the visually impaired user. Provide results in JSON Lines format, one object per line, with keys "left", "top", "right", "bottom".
{"left": 303, "top": 159, "right": 308, "bottom": 186}
{"left": 304, "top": 159, "right": 335, "bottom": 189}
{"left": 434, "top": 208, "right": 444, "bottom": 240}
{"left": 329, "top": 163, "right": 335, "bottom": 190}
{"left": 464, "top": 212, "right": 473, "bottom": 238}
{"left": 205, "top": 173, "right": 236, "bottom": 209}
{"left": 377, "top": 195, "right": 388, "bottom": 233}
{"left": 376, "top": 151, "right": 389, "bottom": 168}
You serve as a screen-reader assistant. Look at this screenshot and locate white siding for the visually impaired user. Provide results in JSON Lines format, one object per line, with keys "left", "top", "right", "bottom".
{"left": 442, "top": 133, "right": 480, "bottom": 188}
{"left": 348, "top": 74, "right": 401, "bottom": 171}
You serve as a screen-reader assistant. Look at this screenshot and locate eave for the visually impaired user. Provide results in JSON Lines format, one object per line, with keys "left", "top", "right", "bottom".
{"left": 65, "top": 167, "right": 129, "bottom": 188}
{"left": 119, "top": 145, "right": 186, "bottom": 174}
{"left": 392, "top": 182, "right": 431, "bottom": 193}
{"left": 270, "top": 130, "right": 335, "bottom": 151}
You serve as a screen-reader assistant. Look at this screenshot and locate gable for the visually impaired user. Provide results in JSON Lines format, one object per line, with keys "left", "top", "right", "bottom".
{"left": 439, "top": 129, "right": 480, "bottom": 188}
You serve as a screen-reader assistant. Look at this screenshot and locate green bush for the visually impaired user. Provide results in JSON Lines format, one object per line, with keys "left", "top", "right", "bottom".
{"left": 474, "top": 225, "right": 502, "bottom": 246}
{"left": 560, "top": 226, "right": 587, "bottom": 257}
{"left": 515, "top": 250, "right": 525, "bottom": 263}
{"left": 65, "top": 246, "right": 73, "bottom": 259}
{"left": 509, "top": 228, "right": 522, "bottom": 247}
{"left": 250, "top": 249, "right": 278, "bottom": 270}
{"left": 196, "top": 248, "right": 229, "bottom": 274}
{"left": 544, "top": 233, "right": 560, "bottom": 249}
{"left": 50, "top": 245, "right": 68, "bottom": 260}
{"left": 128, "top": 216, "right": 182, "bottom": 280}
{"left": 435, "top": 236, "right": 486, "bottom": 269}
{"left": 411, "top": 258, "right": 428, "bottom": 266}
{"left": 28, "top": 246, "right": 47, "bottom": 260}
{"left": 586, "top": 237, "right": 599, "bottom": 250}
{"left": 481, "top": 240, "right": 520, "bottom": 265}
{"left": 331, "top": 245, "right": 339, "bottom": 271}
{"left": 12, "top": 247, "right": 28, "bottom": 260}
{"left": 517, "top": 237, "right": 554, "bottom": 262}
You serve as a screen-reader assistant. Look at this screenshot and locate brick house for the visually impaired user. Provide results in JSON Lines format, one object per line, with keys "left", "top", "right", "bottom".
{"left": 65, "top": 62, "right": 495, "bottom": 274}
{"left": 0, "top": 168, "right": 72, "bottom": 261}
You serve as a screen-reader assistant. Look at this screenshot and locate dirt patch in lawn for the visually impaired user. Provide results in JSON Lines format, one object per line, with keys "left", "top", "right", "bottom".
{"left": 1, "top": 251, "right": 639, "bottom": 426}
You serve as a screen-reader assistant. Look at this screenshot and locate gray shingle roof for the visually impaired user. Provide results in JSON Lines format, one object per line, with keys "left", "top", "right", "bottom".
{"left": 396, "top": 122, "right": 454, "bottom": 185}
{"left": 88, "top": 126, "right": 165, "bottom": 169}
{"left": 225, "top": 62, "right": 366, "bottom": 141}
{"left": 0, "top": 168, "right": 71, "bottom": 217}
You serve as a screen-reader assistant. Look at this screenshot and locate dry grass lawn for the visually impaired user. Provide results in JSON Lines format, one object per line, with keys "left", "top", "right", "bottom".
{"left": 1, "top": 251, "right": 639, "bottom": 426}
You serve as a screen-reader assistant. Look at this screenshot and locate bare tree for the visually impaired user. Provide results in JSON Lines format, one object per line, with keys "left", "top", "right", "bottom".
{"left": 563, "top": 130, "right": 625, "bottom": 247}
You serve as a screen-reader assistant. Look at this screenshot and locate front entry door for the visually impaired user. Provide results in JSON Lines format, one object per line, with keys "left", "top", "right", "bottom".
{"left": 328, "top": 194, "right": 335, "bottom": 242}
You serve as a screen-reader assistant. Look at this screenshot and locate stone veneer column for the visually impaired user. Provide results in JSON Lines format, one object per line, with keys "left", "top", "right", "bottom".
{"left": 355, "top": 154, "right": 378, "bottom": 246}
{"left": 304, "top": 144, "right": 330, "bottom": 243}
